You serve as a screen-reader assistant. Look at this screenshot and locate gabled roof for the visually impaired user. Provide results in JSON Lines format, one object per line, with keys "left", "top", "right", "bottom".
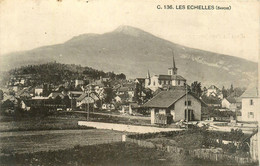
{"left": 76, "top": 92, "right": 99, "bottom": 101}
{"left": 48, "top": 92, "right": 64, "bottom": 99}
{"left": 208, "top": 85, "right": 219, "bottom": 90}
{"left": 225, "top": 95, "right": 242, "bottom": 103}
{"left": 142, "top": 89, "right": 202, "bottom": 108}
{"left": 241, "top": 87, "right": 258, "bottom": 98}
{"left": 225, "top": 96, "right": 236, "bottom": 103}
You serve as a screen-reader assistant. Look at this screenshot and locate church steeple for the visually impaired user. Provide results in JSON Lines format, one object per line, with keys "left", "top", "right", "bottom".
{"left": 168, "top": 50, "right": 178, "bottom": 75}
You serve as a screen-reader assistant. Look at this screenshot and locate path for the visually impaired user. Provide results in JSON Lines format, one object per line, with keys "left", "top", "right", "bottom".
{"left": 78, "top": 121, "right": 182, "bottom": 133}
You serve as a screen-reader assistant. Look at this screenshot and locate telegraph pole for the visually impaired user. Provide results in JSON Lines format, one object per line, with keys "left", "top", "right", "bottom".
{"left": 87, "top": 91, "right": 90, "bottom": 121}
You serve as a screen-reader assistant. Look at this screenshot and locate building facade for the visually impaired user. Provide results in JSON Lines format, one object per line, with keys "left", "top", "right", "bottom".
{"left": 145, "top": 56, "right": 186, "bottom": 91}
{"left": 241, "top": 87, "right": 259, "bottom": 122}
{"left": 142, "top": 89, "right": 203, "bottom": 124}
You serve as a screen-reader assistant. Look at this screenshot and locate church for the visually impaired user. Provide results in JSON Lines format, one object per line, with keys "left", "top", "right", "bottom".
{"left": 145, "top": 55, "right": 186, "bottom": 91}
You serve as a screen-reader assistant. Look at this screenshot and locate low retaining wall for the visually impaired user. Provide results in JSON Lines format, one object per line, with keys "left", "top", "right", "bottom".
{"left": 125, "top": 135, "right": 255, "bottom": 165}
{"left": 78, "top": 121, "right": 181, "bottom": 133}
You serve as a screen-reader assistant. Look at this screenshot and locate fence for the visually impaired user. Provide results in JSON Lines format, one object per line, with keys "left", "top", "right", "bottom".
{"left": 125, "top": 134, "right": 255, "bottom": 165}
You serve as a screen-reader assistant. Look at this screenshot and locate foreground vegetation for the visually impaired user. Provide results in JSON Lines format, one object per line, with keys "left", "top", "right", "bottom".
{"left": 0, "top": 142, "right": 244, "bottom": 166}
{"left": 129, "top": 127, "right": 252, "bottom": 158}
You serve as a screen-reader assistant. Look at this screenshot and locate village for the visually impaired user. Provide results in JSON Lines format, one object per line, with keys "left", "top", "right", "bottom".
{"left": 0, "top": 54, "right": 259, "bottom": 165}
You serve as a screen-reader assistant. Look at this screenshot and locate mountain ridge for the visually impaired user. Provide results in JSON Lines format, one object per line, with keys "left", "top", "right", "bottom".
{"left": 0, "top": 25, "right": 257, "bottom": 87}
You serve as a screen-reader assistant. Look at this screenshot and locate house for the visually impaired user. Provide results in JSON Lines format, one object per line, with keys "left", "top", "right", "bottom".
{"left": 102, "top": 103, "right": 115, "bottom": 110}
{"left": 75, "top": 79, "right": 84, "bottom": 87}
{"left": 76, "top": 92, "right": 98, "bottom": 108}
{"left": 114, "top": 95, "right": 122, "bottom": 103}
{"left": 48, "top": 92, "right": 65, "bottom": 99}
{"left": 221, "top": 96, "right": 241, "bottom": 112}
{"left": 35, "top": 86, "right": 44, "bottom": 96}
{"left": 143, "top": 88, "right": 204, "bottom": 124}
{"left": 20, "top": 99, "right": 66, "bottom": 111}
{"left": 16, "top": 87, "right": 34, "bottom": 99}
{"left": 206, "top": 85, "right": 223, "bottom": 99}
{"left": 241, "top": 87, "right": 259, "bottom": 122}
{"left": 21, "top": 100, "right": 31, "bottom": 111}
{"left": 145, "top": 55, "right": 186, "bottom": 92}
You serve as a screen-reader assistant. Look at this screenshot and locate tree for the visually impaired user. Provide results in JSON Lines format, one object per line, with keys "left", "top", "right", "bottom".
{"left": 222, "top": 86, "right": 228, "bottom": 98}
{"left": 230, "top": 84, "right": 234, "bottom": 94}
{"left": 143, "top": 88, "right": 153, "bottom": 103}
{"left": 102, "top": 87, "right": 114, "bottom": 103}
{"left": 191, "top": 81, "right": 202, "bottom": 97}
{"left": 115, "top": 73, "right": 126, "bottom": 80}
{"left": 0, "top": 90, "right": 3, "bottom": 101}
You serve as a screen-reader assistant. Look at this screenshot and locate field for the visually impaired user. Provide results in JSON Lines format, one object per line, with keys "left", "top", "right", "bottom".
{"left": 0, "top": 129, "right": 123, "bottom": 155}
{"left": 0, "top": 142, "right": 230, "bottom": 166}
{"left": 0, "top": 114, "right": 124, "bottom": 156}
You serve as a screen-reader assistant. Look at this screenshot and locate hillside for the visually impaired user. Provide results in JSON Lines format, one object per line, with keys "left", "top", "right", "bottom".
{"left": 3, "top": 63, "right": 126, "bottom": 86}
{"left": 0, "top": 25, "right": 257, "bottom": 87}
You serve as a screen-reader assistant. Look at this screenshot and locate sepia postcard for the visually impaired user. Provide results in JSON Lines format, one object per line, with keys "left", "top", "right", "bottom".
{"left": 0, "top": 0, "right": 259, "bottom": 165}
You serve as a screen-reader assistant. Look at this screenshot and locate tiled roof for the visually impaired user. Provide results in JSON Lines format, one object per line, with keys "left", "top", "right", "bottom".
{"left": 143, "top": 89, "right": 188, "bottom": 108}
{"left": 225, "top": 96, "right": 236, "bottom": 103}
{"left": 241, "top": 87, "right": 258, "bottom": 98}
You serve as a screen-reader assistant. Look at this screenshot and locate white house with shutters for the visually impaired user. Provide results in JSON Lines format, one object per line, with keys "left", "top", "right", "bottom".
{"left": 241, "top": 87, "right": 259, "bottom": 122}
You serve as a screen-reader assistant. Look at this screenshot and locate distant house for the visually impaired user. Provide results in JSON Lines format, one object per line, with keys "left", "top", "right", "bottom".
{"left": 35, "top": 86, "right": 44, "bottom": 96}
{"left": 143, "top": 89, "right": 204, "bottom": 124}
{"left": 20, "top": 99, "right": 66, "bottom": 111}
{"left": 68, "top": 91, "right": 85, "bottom": 99}
{"left": 21, "top": 100, "right": 31, "bottom": 111}
{"left": 241, "top": 87, "right": 259, "bottom": 122}
{"left": 16, "top": 87, "right": 34, "bottom": 99}
{"left": 116, "top": 85, "right": 135, "bottom": 102}
{"left": 102, "top": 103, "right": 115, "bottom": 110}
{"left": 207, "top": 85, "right": 223, "bottom": 99}
{"left": 76, "top": 92, "right": 98, "bottom": 108}
{"left": 48, "top": 92, "right": 65, "bottom": 99}
{"left": 221, "top": 96, "right": 241, "bottom": 112}
{"left": 75, "top": 79, "right": 84, "bottom": 87}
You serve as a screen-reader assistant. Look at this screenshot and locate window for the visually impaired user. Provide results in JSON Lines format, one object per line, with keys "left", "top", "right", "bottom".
{"left": 178, "top": 80, "right": 180, "bottom": 85}
{"left": 164, "top": 80, "right": 166, "bottom": 84}
{"left": 248, "top": 112, "right": 254, "bottom": 118}
{"left": 159, "top": 80, "right": 161, "bottom": 85}
{"left": 185, "top": 101, "right": 192, "bottom": 106}
{"left": 250, "top": 99, "right": 254, "bottom": 105}
{"left": 153, "top": 81, "right": 155, "bottom": 86}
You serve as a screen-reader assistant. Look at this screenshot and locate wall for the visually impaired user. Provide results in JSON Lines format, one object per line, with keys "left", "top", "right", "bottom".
{"left": 250, "top": 132, "right": 258, "bottom": 161}
{"left": 172, "top": 80, "right": 185, "bottom": 86}
{"left": 174, "top": 94, "right": 201, "bottom": 121}
{"left": 221, "top": 99, "right": 230, "bottom": 108}
{"left": 241, "top": 98, "right": 259, "bottom": 122}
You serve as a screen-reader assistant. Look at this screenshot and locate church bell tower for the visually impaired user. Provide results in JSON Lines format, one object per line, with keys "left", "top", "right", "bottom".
{"left": 168, "top": 54, "right": 178, "bottom": 76}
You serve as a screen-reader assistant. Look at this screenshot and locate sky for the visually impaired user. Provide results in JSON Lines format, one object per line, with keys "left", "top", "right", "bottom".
{"left": 0, "top": 0, "right": 259, "bottom": 62}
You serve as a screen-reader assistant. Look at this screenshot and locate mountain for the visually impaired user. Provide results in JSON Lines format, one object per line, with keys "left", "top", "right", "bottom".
{"left": 0, "top": 25, "right": 257, "bottom": 87}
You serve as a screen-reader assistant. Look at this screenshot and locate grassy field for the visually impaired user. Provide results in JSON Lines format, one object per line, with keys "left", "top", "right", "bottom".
{"left": 0, "top": 142, "right": 238, "bottom": 166}
{"left": 0, "top": 129, "right": 123, "bottom": 155}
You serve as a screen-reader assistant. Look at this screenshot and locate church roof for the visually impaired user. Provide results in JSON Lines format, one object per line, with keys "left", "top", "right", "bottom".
{"left": 158, "top": 74, "right": 186, "bottom": 81}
